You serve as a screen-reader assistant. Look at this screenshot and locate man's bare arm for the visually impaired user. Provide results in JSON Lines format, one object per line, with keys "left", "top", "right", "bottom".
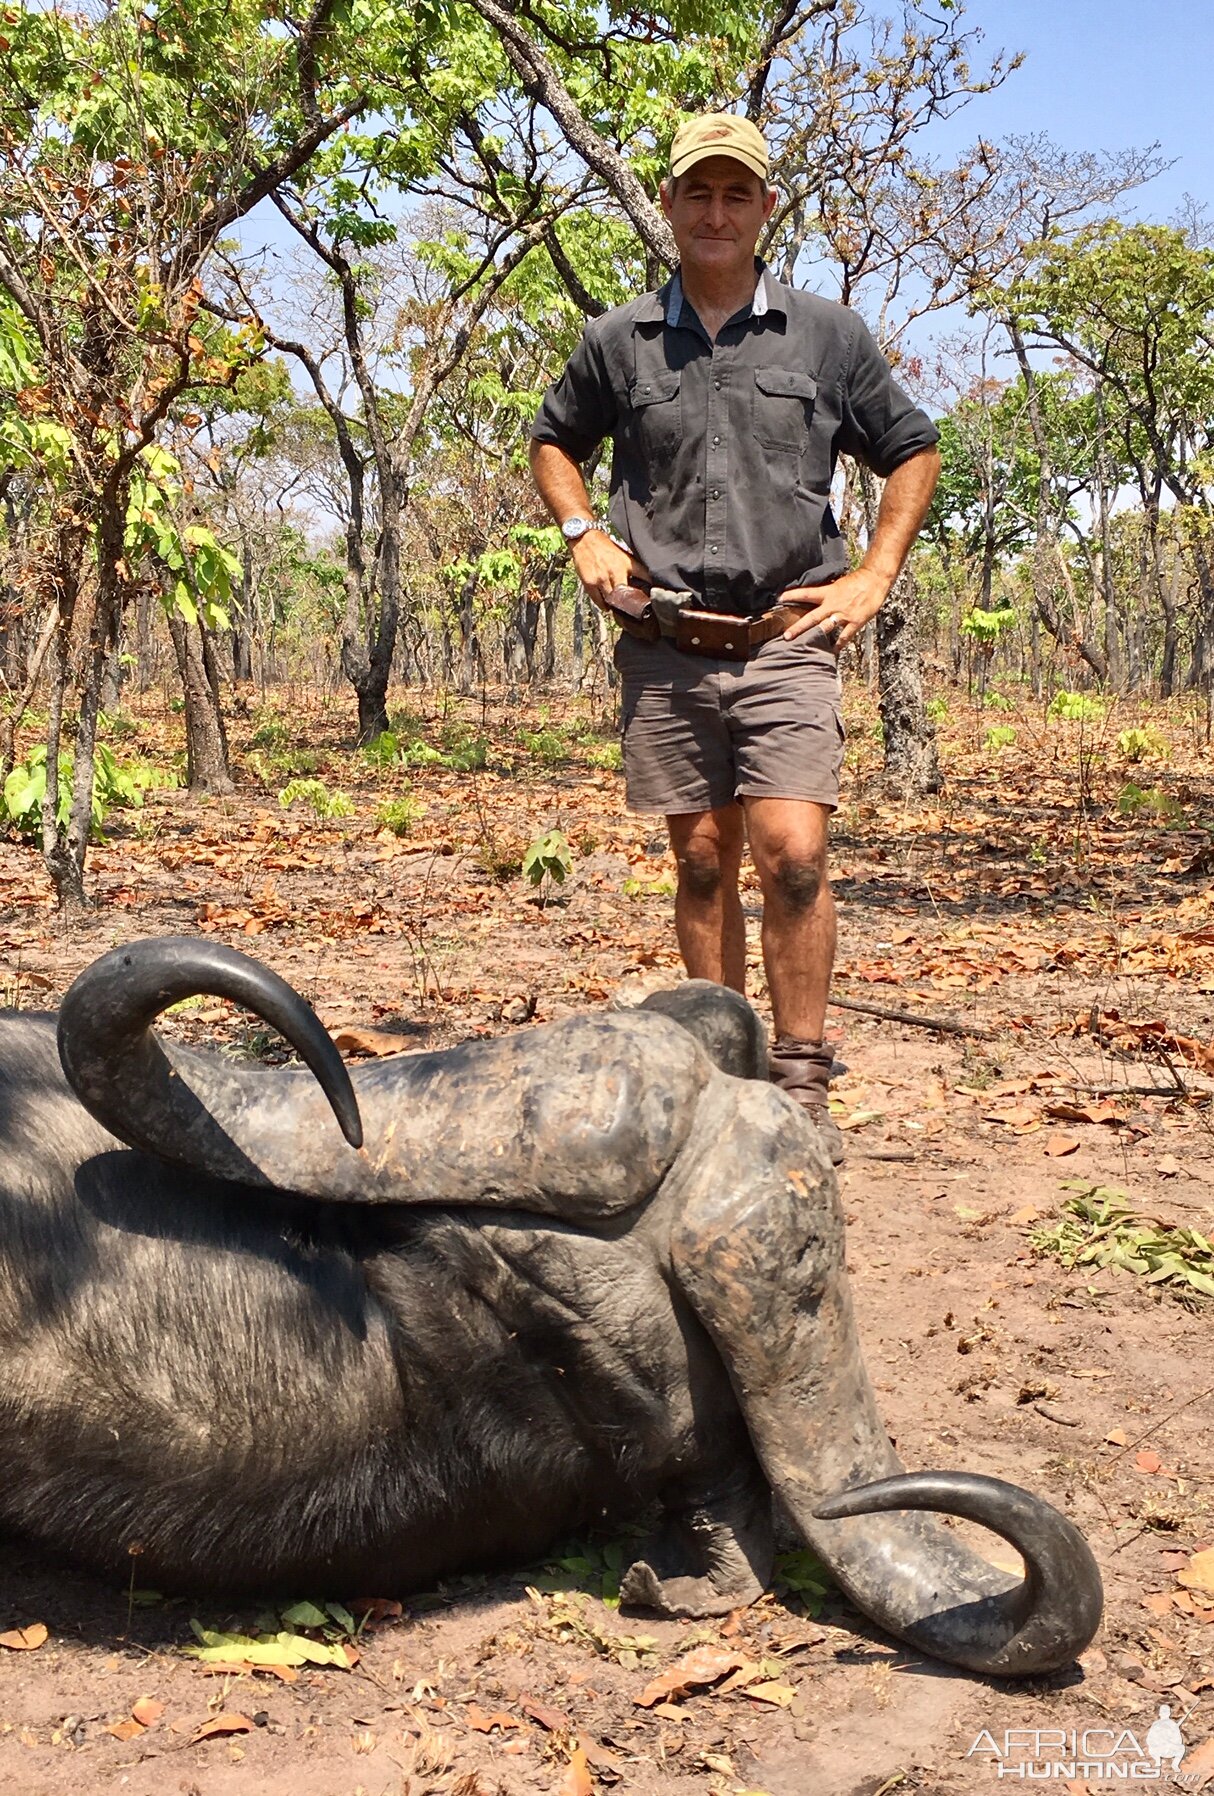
{"left": 529, "top": 439, "right": 650, "bottom": 605}
{"left": 781, "top": 445, "right": 941, "bottom": 647}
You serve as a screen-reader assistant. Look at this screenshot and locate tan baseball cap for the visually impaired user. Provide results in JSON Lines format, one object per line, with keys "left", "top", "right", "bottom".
{"left": 668, "top": 113, "right": 769, "bottom": 184}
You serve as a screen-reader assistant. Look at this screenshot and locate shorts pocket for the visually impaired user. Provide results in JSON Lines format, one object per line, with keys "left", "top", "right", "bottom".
{"left": 753, "top": 368, "right": 817, "bottom": 452}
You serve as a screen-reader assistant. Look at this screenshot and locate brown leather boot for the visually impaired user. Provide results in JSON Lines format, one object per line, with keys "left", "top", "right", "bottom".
{"left": 768, "top": 1036, "right": 844, "bottom": 1166}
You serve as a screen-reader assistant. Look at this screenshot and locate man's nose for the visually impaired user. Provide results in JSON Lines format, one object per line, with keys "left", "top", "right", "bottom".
{"left": 704, "top": 193, "right": 728, "bottom": 229}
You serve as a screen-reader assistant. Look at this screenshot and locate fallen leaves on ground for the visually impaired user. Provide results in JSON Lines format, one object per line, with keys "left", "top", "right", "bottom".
{"left": 635, "top": 1646, "right": 745, "bottom": 1707}
{"left": 0, "top": 1622, "right": 47, "bottom": 1650}
{"left": 190, "top": 1711, "right": 254, "bottom": 1743}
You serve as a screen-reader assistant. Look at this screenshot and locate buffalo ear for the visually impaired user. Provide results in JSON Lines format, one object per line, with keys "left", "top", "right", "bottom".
{"left": 637, "top": 983, "right": 768, "bottom": 1080}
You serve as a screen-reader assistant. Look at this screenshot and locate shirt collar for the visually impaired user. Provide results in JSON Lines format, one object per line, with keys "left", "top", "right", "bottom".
{"left": 660, "top": 261, "right": 782, "bottom": 328}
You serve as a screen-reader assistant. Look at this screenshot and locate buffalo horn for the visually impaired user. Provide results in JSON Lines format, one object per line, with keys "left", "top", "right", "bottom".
{"left": 58, "top": 937, "right": 363, "bottom": 1185}
{"left": 812, "top": 1470, "right": 1103, "bottom": 1675}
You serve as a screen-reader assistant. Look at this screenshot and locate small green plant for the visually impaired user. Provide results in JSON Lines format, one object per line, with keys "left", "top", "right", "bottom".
{"left": 376, "top": 794, "right": 422, "bottom": 836}
{"left": 248, "top": 747, "right": 320, "bottom": 783}
{"left": 3, "top": 743, "right": 151, "bottom": 839}
{"left": 1048, "top": 689, "right": 1106, "bottom": 723}
{"left": 983, "top": 689, "right": 1015, "bottom": 712}
{"left": 523, "top": 828, "right": 573, "bottom": 894}
{"left": 774, "top": 1548, "right": 833, "bottom": 1616}
{"left": 984, "top": 724, "right": 1017, "bottom": 752}
{"left": 1116, "top": 781, "right": 1183, "bottom": 823}
{"left": 400, "top": 725, "right": 489, "bottom": 773}
{"left": 623, "top": 875, "right": 676, "bottom": 898}
{"left": 584, "top": 741, "right": 623, "bottom": 773}
{"left": 519, "top": 726, "right": 569, "bottom": 765}
{"left": 278, "top": 777, "right": 354, "bottom": 820}
{"left": 183, "top": 1599, "right": 364, "bottom": 1671}
{"left": 250, "top": 710, "right": 290, "bottom": 749}
{"left": 1116, "top": 725, "right": 1168, "bottom": 763}
{"left": 361, "top": 730, "right": 403, "bottom": 768}
{"left": 1031, "top": 1186, "right": 1214, "bottom": 1303}
{"left": 924, "top": 695, "right": 949, "bottom": 721}
{"left": 97, "top": 708, "right": 140, "bottom": 739}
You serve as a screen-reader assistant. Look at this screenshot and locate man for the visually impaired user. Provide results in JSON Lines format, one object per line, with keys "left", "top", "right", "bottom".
{"left": 529, "top": 114, "right": 940, "bottom": 1163}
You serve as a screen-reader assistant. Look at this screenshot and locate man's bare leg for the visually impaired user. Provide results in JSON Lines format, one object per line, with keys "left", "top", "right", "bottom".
{"left": 667, "top": 806, "right": 747, "bottom": 992}
{"left": 744, "top": 797, "right": 842, "bottom": 1162}
{"left": 743, "top": 798, "right": 834, "bottom": 1039}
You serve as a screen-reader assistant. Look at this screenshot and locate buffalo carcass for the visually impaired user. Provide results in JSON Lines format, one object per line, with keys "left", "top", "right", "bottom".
{"left": 0, "top": 937, "right": 1101, "bottom": 1675}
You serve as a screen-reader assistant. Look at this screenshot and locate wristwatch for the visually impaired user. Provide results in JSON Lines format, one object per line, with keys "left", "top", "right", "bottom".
{"left": 561, "top": 516, "right": 605, "bottom": 543}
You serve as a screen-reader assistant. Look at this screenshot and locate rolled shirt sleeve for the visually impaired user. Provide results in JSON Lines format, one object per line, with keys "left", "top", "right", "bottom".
{"left": 838, "top": 313, "right": 939, "bottom": 479}
{"left": 530, "top": 321, "right": 617, "bottom": 463}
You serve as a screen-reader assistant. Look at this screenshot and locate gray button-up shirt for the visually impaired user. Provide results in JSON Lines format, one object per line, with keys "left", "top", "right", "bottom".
{"left": 531, "top": 265, "right": 938, "bottom": 616}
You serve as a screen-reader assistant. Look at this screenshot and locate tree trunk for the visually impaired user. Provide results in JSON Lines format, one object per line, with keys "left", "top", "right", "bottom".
{"left": 856, "top": 466, "right": 940, "bottom": 793}
{"left": 876, "top": 567, "right": 942, "bottom": 794}
{"left": 167, "top": 609, "right": 234, "bottom": 793}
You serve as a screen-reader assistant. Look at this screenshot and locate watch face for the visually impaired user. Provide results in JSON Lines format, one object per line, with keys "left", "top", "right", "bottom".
{"left": 562, "top": 517, "right": 595, "bottom": 541}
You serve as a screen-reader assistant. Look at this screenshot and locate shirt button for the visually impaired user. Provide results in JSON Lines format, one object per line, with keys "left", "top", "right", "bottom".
{"left": 712, "top": 434, "right": 720, "bottom": 446}
{"left": 714, "top": 379, "right": 722, "bottom": 390}
{"left": 710, "top": 544, "right": 719, "bottom": 555}
{"left": 711, "top": 489, "right": 720, "bottom": 500}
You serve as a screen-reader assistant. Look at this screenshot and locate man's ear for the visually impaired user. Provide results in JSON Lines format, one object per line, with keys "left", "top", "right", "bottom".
{"left": 763, "top": 184, "right": 778, "bottom": 223}
{"left": 659, "top": 177, "right": 675, "bottom": 220}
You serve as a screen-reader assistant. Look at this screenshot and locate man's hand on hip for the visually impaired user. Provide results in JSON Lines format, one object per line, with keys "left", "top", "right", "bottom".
{"left": 570, "top": 531, "right": 650, "bottom": 607}
{"left": 779, "top": 566, "right": 892, "bottom": 650}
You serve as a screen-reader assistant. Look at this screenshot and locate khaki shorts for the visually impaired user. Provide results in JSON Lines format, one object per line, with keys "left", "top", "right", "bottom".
{"left": 614, "top": 628, "right": 845, "bottom": 815}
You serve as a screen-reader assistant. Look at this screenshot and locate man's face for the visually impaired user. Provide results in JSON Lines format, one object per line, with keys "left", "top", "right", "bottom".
{"left": 660, "top": 156, "right": 776, "bottom": 281}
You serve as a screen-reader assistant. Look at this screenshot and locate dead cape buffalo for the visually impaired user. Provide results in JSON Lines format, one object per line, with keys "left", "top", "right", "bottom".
{"left": 0, "top": 936, "right": 1101, "bottom": 1676}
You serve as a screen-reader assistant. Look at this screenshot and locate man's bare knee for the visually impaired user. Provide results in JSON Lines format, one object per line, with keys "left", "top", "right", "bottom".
{"left": 677, "top": 851, "right": 727, "bottom": 902}
{"left": 768, "top": 853, "right": 827, "bottom": 914}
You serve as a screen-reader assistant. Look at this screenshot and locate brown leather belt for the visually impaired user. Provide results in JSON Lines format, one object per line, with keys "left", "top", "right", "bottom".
{"left": 603, "top": 586, "right": 812, "bottom": 661}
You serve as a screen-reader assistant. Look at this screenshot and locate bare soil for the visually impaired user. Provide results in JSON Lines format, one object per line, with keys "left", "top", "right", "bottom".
{"left": 1, "top": 685, "right": 1212, "bottom": 1795}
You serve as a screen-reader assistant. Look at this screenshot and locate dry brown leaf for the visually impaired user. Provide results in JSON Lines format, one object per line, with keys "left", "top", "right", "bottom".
{"left": 742, "top": 1681, "right": 796, "bottom": 1708}
{"left": 464, "top": 1705, "right": 522, "bottom": 1734}
{"left": 1011, "top": 1204, "right": 1040, "bottom": 1225}
{"left": 1177, "top": 1548, "right": 1214, "bottom": 1598}
{"left": 195, "top": 1661, "right": 299, "bottom": 1682}
{"left": 348, "top": 1596, "right": 403, "bottom": 1624}
{"left": 190, "top": 1711, "right": 254, "bottom": 1743}
{"left": 131, "top": 1698, "right": 164, "bottom": 1728}
{"left": 1136, "top": 1450, "right": 1163, "bottom": 1474}
{"left": 0, "top": 1623, "right": 47, "bottom": 1650}
{"left": 333, "top": 1026, "right": 414, "bottom": 1058}
{"left": 560, "top": 1747, "right": 593, "bottom": 1796}
{"left": 1178, "top": 1736, "right": 1214, "bottom": 1791}
{"left": 1104, "top": 1428, "right": 1129, "bottom": 1446}
{"left": 635, "top": 1646, "right": 745, "bottom": 1708}
{"left": 1043, "top": 1133, "right": 1080, "bottom": 1157}
{"left": 105, "top": 1717, "right": 145, "bottom": 1742}
{"left": 1143, "top": 1592, "right": 1176, "bottom": 1616}
{"left": 522, "top": 1699, "right": 573, "bottom": 1733}
{"left": 1156, "top": 1153, "right": 1182, "bottom": 1177}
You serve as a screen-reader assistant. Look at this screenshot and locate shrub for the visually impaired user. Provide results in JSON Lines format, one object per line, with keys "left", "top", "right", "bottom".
{"left": 376, "top": 795, "right": 422, "bottom": 837}
{"left": 1116, "top": 726, "right": 1168, "bottom": 763}
{"left": 1116, "top": 782, "right": 1183, "bottom": 823}
{"left": 519, "top": 727, "right": 569, "bottom": 765}
{"left": 523, "top": 829, "right": 573, "bottom": 890}
{"left": 1049, "top": 690, "right": 1106, "bottom": 723}
{"left": 584, "top": 741, "right": 623, "bottom": 773}
{"left": 2, "top": 743, "right": 152, "bottom": 840}
{"left": 250, "top": 710, "right": 289, "bottom": 749}
{"left": 278, "top": 778, "right": 354, "bottom": 820}
{"left": 985, "top": 724, "right": 1018, "bottom": 751}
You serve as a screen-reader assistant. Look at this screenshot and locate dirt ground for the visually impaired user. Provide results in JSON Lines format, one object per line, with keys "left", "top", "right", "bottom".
{"left": 1, "top": 683, "right": 1212, "bottom": 1795}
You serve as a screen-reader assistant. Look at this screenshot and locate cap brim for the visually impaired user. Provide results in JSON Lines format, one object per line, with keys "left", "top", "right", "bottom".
{"left": 668, "top": 145, "right": 768, "bottom": 183}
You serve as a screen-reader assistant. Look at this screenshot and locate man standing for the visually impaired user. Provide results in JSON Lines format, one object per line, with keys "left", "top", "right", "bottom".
{"left": 529, "top": 114, "right": 940, "bottom": 1163}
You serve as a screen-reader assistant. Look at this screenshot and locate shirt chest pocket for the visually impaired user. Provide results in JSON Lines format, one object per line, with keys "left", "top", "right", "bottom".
{"left": 752, "top": 368, "right": 817, "bottom": 453}
{"left": 628, "top": 371, "right": 681, "bottom": 465}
